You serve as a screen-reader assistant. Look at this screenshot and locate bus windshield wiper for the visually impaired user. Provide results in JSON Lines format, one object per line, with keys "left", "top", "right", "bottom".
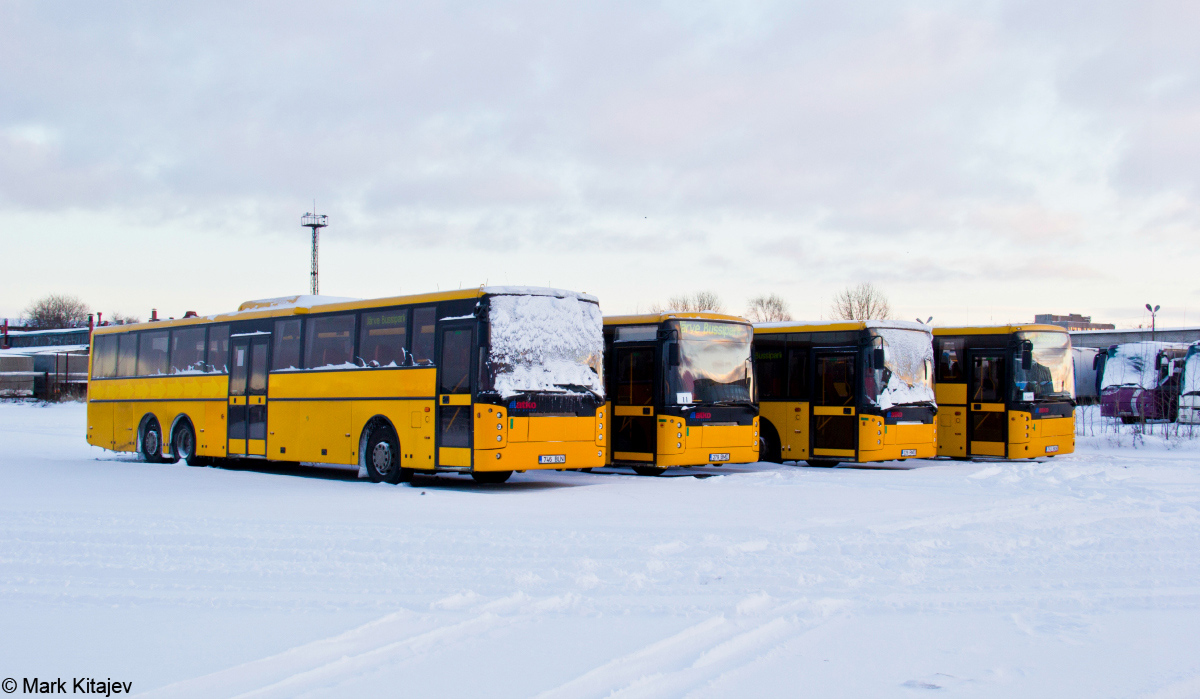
{"left": 554, "top": 383, "right": 603, "bottom": 399}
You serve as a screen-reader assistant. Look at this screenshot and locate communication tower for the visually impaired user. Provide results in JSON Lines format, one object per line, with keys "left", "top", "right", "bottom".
{"left": 301, "top": 209, "right": 328, "bottom": 295}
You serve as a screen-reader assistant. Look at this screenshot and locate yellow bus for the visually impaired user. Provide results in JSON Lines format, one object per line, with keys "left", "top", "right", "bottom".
{"left": 932, "top": 325, "right": 1075, "bottom": 459}
{"left": 86, "top": 287, "right": 606, "bottom": 483}
{"left": 753, "top": 321, "right": 937, "bottom": 466}
{"left": 602, "top": 313, "right": 759, "bottom": 475}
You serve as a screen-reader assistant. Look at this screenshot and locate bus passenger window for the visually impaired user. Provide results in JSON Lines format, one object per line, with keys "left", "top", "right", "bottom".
{"left": 116, "top": 333, "right": 138, "bottom": 377}
{"left": 304, "top": 314, "right": 356, "bottom": 369}
{"left": 755, "top": 342, "right": 785, "bottom": 399}
{"left": 616, "top": 348, "right": 655, "bottom": 405}
{"left": 937, "top": 339, "right": 963, "bottom": 381}
{"left": 786, "top": 349, "right": 808, "bottom": 400}
{"left": 412, "top": 307, "right": 436, "bottom": 365}
{"left": 359, "top": 309, "right": 407, "bottom": 367}
{"left": 92, "top": 335, "right": 118, "bottom": 378}
{"left": 439, "top": 328, "right": 473, "bottom": 393}
{"left": 137, "top": 330, "right": 170, "bottom": 376}
{"left": 169, "top": 327, "right": 207, "bottom": 374}
{"left": 207, "top": 325, "right": 230, "bottom": 373}
{"left": 271, "top": 319, "right": 302, "bottom": 371}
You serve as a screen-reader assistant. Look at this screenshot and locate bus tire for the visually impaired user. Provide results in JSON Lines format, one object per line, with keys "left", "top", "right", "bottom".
{"left": 472, "top": 470, "right": 512, "bottom": 484}
{"left": 140, "top": 418, "right": 164, "bottom": 463}
{"left": 805, "top": 459, "right": 837, "bottom": 468}
{"left": 633, "top": 465, "right": 667, "bottom": 476}
{"left": 365, "top": 423, "right": 406, "bottom": 484}
{"left": 759, "top": 421, "right": 782, "bottom": 463}
{"left": 172, "top": 420, "right": 205, "bottom": 466}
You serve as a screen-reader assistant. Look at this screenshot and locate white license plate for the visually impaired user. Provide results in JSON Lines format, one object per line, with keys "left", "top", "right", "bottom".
{"left": 1045, "top": 445, "right": 1059, "bottom": 453}
{"left": 538, "top": 454, "right": 566, "bottom": 464}
{"left": 900, "top": 449, "right": 917, "bottom": 457}
{"left": 709, "top": 453, "right": 730, "bottom": 462}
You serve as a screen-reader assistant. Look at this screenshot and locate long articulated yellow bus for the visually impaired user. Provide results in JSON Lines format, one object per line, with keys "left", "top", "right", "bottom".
{"left": 753, "top": 321, "right": 938, "bottom": 466}
{"left": 86, "top": 287, "right": 606, "bottom": 483}
{"left": 602, "top": 313, "right": 759, "bottom": 475}
{"left": 932, "top": 325, "right": 1075, "bottom": 459}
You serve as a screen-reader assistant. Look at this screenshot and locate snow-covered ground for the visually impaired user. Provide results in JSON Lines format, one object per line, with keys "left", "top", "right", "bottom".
{"left": 2, "top": 402, "right": 1200, "bottom": 698}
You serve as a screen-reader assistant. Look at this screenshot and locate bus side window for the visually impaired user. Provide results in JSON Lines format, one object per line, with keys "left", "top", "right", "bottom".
{"left": 207, "top": 325, "right": 230, "bottom": 373}
{"left": 937, "top": 338, "right": 963, "bottom": 382}
{"left": 786, "top": 348, "right": 808, "bottom": 400}
{"left": 272, "top": 319, "right": 302, "bottom": 371}
{"left": 304, "top": 314, "right": 356, "bottom": 369}
{"left": 359, "top": 309, "right": 407, "bottom": 368}
{"left": 170, "top": 327, "right": 207, "bottom": 374}
{"left": 92, "top": 335, "right": 118, "bottom": 378}
{"left": 755, "top": 341, "right": 786, "bottom": 399}
{"left": 412, "top": 307, "right": 436, "bottom": 365}
{"left": 116, "top": 332, "right": 138, "bottom": 377}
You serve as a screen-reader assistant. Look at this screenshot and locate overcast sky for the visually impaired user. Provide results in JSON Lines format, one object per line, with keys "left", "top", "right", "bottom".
{"left": 2, "top": 1, "right": 1196, "bottom": 327}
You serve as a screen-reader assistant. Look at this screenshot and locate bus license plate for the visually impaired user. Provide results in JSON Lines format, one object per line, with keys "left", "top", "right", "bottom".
{"left": 539, "top": 454, "right": 566, "bottom": 464}
{"left": 901, "top": 449, "right": 917, "bottom": 457}
{"left": 709, "top": 453, "right": 730, "bottom": 462}
{"left": 1045, "top": 445, "right": 1059, "bottom": 453}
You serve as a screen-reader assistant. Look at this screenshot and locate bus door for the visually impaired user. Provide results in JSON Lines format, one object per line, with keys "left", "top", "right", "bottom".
{"left": 437, "top": 322, "right": 474, "bottom": 467}
{"left": 968, "top": 350, "right": 1006, "bottom": 457}
{"left": 812, "top": 352, "right": 857, "bottom": 458}
{"left": 613, "top": 346, "right": 656, "bottom": 462}
{"left": 228, "top": 333, "right": 270, "bottom": 457}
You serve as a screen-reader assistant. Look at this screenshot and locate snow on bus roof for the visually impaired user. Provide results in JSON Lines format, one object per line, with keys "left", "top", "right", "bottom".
{"left": 481, "top": 286, "right": 598, "bottom": 303}
{"left": 236, "top": 295, "right": 361, "bottom": 312}
{"left": 755, "top": 319, "right": 932, "bottom": 331}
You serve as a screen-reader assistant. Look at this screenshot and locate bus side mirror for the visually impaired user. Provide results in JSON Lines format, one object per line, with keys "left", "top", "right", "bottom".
{"left": 1092, "top": 354, "right": 1100, "bottom": 370}
{"left": 668, "top": 343, "right": 680, "bottom": 367}
{"left": 872, "top": 347, "right": 885, "bottom": 368}
{"left": 1021, "top": 349, "right": 1032, "bottom": 371}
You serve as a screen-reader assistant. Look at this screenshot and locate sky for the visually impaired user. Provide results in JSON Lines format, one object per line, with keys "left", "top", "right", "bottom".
{"left": 1, "top": 0, "right": 1196, "bottom": 328}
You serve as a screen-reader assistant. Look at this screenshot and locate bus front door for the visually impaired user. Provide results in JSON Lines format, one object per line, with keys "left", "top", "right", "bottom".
{"left": 436, "top": 323, "right": 474, "bottom": 468}
{"left": 228, "top": 334, "right": 270, "bottom": 457}
{"left": 613, "top": 346, "right": 656, "bottom": 463}
{"left": 968, "top": 351, "right": 1006, "bottom": 457}
{"left": 812, "top": 352, "right": 857, "bottom": 459}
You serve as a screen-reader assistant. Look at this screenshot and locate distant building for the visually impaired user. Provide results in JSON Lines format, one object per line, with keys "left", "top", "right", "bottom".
{"left": 1034, "top": 313, "right": 1115, "bottom": 331}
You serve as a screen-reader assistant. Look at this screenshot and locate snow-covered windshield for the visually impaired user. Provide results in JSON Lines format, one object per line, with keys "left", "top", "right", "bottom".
{"left": 485, "top": 294, "right": 604, "bottom": 399}
{"left": 666, "top": 320, "right": 754, "bottom": 405}
{"left": 1012, "top": 331, "right": 1074, "bottom": 401}
{"left": 865, "top": 327, "right": 935, "bottom": 409}
{"left": 1184, "top": 347, "right": 1200, "bottom": 396}
{"left": 1100, "top": 342, "right": 1188, "bottom": 391}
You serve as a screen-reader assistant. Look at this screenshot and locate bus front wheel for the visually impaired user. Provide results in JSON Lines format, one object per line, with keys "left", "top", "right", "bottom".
{"left": 365, "top": 424, "right": 408, "bottom": 484}
{"left": 472, "top": 470, "right": 512, "bottom": 484}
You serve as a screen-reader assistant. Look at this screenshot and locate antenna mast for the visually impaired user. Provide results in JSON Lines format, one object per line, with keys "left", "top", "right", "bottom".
{"left": 301, "top": 207, "right": 328, "bottom": 295}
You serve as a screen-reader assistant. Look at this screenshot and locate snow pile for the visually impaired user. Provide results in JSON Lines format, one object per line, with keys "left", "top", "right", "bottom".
{"left": 1100, "top": 342, "right": 1189, "bottom": 390}
{"left": 873, "top": 328, "right": 935, "bottom": 409}
{"left": 487, "top": 294, "right": 604, "bottom": 398}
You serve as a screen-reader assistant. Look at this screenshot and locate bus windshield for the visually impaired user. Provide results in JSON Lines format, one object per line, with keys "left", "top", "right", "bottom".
{"left": 666, "top": 320, "right": 754, "bottom": 405}
{"left": 485, "top": 293, "right": 604, "bottom": 398}
{"left": 1184, "top": 348, "right": 1200, "bottom": 396}
{"left": 865, "top": 327, "right": 935, "bottom": 409}
{"left": 1013, "top": 331, "right": 1074, "bottom": 401}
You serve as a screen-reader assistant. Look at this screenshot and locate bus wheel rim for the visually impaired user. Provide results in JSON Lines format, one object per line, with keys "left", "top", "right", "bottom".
{"left": 372, "top": 442, "right": 393, "bottom": 474}
{"left": 145, "top": 428, "right": 159, "bottom": 455}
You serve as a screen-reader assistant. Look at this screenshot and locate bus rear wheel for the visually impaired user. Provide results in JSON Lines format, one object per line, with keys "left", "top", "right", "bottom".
{"left": 365, "top": 424, "right": 408, "bottom": 484}
{"left": 472, "top": 470, "right": 512, "bottom": 484}
{"left": 141, "top": 419, "right": 164, "bottom": 463}
{"left": 173, "top": 421, "right": 206, "bottom": 466}
{"left": 633, "top": 466, "right": 667, "bottom": 476}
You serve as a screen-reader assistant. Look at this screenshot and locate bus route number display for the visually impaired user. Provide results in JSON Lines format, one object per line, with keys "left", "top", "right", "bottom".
{"left": 678, "top": 321, "right": 748, "bottom": 340}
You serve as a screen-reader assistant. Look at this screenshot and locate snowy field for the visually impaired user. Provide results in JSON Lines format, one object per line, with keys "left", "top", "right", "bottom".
{"left": 2, "top": 402, "right": 1200, "bottom": 698}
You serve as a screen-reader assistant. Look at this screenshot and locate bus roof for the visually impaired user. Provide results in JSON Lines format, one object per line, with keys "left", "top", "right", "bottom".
{"left": 754, "top": 319, "right": 931, "bottom": 335}
{"left": 933, "top": 324, "right": 1067, "bottom": 336}
{"left": 93, "top": 286, "right": 596, "bottom": 336}
{"left": 603, "top": 312, "right": 749, "bottom": 327}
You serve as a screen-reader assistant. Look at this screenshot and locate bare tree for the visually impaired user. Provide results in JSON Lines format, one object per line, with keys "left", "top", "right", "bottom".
{"left": 108, "top": 312, "right": 141, "bottom": 325}
{"left": 746, "top": 294, "right": 792, "bottom": 323}
{"left": 829, "top": 282, "right": 891, "bottom": 320}
{"left": 650, "top": 291, "right": 726, "bottom": 314}
{"left": 22, "top": 294, "right": 90, "bottom": 329}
